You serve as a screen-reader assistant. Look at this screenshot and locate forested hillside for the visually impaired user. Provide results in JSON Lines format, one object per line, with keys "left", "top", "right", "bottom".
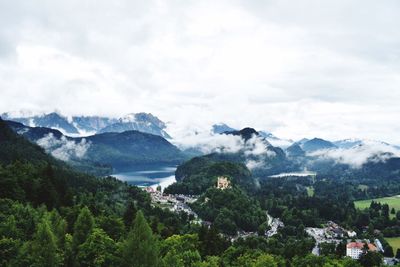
{"left": 1, "top": 117, "right": 399, "bottom": 266}
{"left": 6, "top": 120, "right": 186, "bottom": 174}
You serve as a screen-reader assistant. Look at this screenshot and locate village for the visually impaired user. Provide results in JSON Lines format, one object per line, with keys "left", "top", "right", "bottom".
{"left": 143, "top": 177, "right": 400, "bottom": 264}
{"left": 144, "top": 176, "right": 285, "bottom": 241}
{"left": 305, "top": 221, "right": 399, "bottom": 265}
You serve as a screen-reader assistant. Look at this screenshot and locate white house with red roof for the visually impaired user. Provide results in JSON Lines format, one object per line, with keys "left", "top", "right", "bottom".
{"left": 346, "top": 242, "right": 377, "bottom": 259}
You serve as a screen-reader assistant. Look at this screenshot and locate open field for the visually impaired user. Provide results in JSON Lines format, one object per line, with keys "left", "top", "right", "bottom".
{"left": 354, "top": 195, "right": 400, "bottom": 216}
{"left": 354, "top": 195, "right": 400, "bottom": 210}
{"left": 386, "top": 237, "right": 400, "bottom": 253}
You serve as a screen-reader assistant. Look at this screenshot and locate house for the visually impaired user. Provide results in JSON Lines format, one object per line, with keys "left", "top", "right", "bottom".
{"left": 216, "top": 176, "right": 231, "bottom": 190}
{"left": 331, "top": 228, "right": 344, "bottom": 238}
{"left": 347, "top": 231, "right": 357, "bottom": 238}
{"left": 346, "top": 242, "right": 377, "bottom": 260}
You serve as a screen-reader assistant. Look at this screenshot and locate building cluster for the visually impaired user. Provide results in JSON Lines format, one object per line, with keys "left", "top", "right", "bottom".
{"left": 144, "top": 187, "right": 200, "bottom": 222}
{"left": 346, "top": 241, "right": 377, "bottom": 259}
{"left": 266, "top": 214, "right": 284, "bottom": 238}
{"left": 306, "top": 221, "right": 357, "bottom": 256}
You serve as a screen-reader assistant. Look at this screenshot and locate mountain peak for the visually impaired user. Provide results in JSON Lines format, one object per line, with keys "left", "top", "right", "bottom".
{"left": 98, "top": 112, "right": 170, "bottom": 138}
{"left": 300, "top": 138, "right": 336, "bottom": 152}
{"left": 225, "top": 127, "right": 259, "bottom": 141}
{"left": 212, "top": 123, "right": 237, "bottom": 134}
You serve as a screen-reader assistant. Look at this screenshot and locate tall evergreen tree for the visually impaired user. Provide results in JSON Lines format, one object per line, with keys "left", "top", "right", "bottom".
{"left": 76, "top": 228, "right": 118, "bottom": 267}
{"left": 47, "top": 210, "right": 67, "bottom": 247}
{"left": 30, "top": 217, "right": 62, "bottom": 267}
{"left": 73, "top": 206, "right": 94, "bottom": 251}
{"left": 122, "top": 210, "right": 160, "bottom": 267}
{"left": 123, "top": 201, "right": 137, "bottom": 228}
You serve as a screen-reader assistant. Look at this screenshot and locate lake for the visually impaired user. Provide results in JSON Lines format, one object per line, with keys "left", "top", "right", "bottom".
{"left": 112, "top": 165, "right": 177, "bottom": 190}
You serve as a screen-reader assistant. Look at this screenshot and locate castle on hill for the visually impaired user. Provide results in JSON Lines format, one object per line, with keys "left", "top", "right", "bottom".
{"left": 216, "top": 176, "right": 231, "bottom": 190}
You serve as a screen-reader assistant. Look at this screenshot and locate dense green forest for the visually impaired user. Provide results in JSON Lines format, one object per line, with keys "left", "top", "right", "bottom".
{"left": 1, "top": 118, "right": 400, "bottom": 266}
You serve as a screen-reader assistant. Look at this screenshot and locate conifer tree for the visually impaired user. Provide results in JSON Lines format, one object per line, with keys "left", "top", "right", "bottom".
{"left": 76, "top": 228, "right": 118, "bottom": 267}
{"left": 73, "top": 206, "right": 94, "bottom": 251}
{"left": 30, "top": 217, "right": 62, "bottom": 267}
{"left": 122, "top": 210, "right": 159, "bottom": 267}
{"left": 123, "top": 201, "right": 137, "bottom": 228}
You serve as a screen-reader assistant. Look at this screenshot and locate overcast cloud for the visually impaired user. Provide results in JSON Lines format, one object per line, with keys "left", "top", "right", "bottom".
{"left": 1, "top": 0, "right": 400, "bottom": 143}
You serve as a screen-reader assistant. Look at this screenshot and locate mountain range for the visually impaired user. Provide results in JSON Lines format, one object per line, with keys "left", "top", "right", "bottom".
{"left": 3, "top": 111, "right": 400, "bottom": 178}
{"left": 1, "top": 111, "right": 170, "bottom": 138}
{"left": 200, "top": 126, "right": 400, "bottom": 180}
{"left": 5, "top": 119, "right": 185, "bottom": 174}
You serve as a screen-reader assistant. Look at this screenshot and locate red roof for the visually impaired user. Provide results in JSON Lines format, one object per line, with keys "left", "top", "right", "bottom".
{"left": 347, "top": 242, "right": 377, "bottom": 251}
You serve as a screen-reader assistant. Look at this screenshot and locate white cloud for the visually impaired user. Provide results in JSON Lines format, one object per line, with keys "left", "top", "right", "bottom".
{"left": 172, "top": 131, "right": 244, "bottom": 154}
{"left": 245, "top": 159, "right": 265, "bottom": 170}
{"left": 309, "top": 141, "right": 400, "bottom": 168}
{"left": 1, "top": 1, "right": 400, "bottom": 144}
{"left": 37, "top": 133, "right": 90, "bottom": 161}
{"left": 243, "top": 135, "right": 276, "bottom": 157}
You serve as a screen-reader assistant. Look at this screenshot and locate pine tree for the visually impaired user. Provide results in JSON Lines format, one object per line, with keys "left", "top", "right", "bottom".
{"left": 384, "top": 245, "right": 394, "bottom": 257}
{"left": 47, "top": 210, "right": 67, "bottom": 247}
{"left": 73, "top": 206, "right": 94, "bottom": 252}
{"left": 30, "top": 218, "right": 62, "bottom": 267}
{"left": 76, "top": 228, "right": 118, "bottom": 267}
{"left": 122, "top": 210, "right": 160, "bottom": 267}
{"left": 123, "top": 201, "right": 137, "bottom": 228}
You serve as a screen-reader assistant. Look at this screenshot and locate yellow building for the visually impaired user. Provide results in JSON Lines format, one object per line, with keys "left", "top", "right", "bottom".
{"left": 216, "top": 176, "right": 230, "bottom": 190}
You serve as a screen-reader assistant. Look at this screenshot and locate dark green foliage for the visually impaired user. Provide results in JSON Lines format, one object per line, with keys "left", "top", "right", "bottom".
{"left": 3, "top": 117, "right": 400, "bottom": 266}
{"left": 76, "top": 228, "right": 118, "bottom": 267}
{"left": 160, "top": 234, "right": 201, "bottom": 266}
{"left": 167, "top": 157, "right": 253, "bottom": 195}
{"left": 26, "top": 217, "right": 62, "bottom": 267}
{"left": 0, "top": 237, "right": 20, "bottom": 266}
{"left": 73, "top": 206, "right": 95, "bottom": 251}
{"left": 384, "top": 245, "right": 394, "bottom": 257}
{"left": 122, "top": 210, "right": 160, "bottom": 267}
{"left": 96, "top": 215, "right": 125, "bottom": 241}
{"left": 0, "top": 119, "right": 54, "bottom": 165}
{"left": 192, "top": 187, "right": 266, "bottom": 234}
{"left": 123, "top": 201, "right": 137, "bottom": 228}
{"left": 359, "top": 251, "right": 383, "bottom": 267}
{"left": 292, "top": 254, "right": 360, "bottom": 267}
{"left": 82, "top": 131, "right": 185, "bottom": 170}
{"left": 198, "top": 226, "right": 230, "bottom": 257}
{"left": 6, "top": 119, "right": 186, "bottom": 173}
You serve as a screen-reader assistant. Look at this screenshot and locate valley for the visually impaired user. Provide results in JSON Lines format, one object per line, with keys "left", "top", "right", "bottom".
{"left": 2, "top": 1, "right": 399, "bottom": 265}
{"left": 1, "top": 114, "right": 400, "bottom": 266}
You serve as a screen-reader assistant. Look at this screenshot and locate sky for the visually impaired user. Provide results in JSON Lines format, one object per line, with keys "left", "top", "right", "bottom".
{"left": 1, "top": 0, "right": 400, "bottom": 143}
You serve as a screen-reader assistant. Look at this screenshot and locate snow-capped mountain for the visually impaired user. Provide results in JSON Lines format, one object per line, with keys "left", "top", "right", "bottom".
{"left": 1, "top": 112, "right": 80, "bottom": 134}
{"left": 97, "top": 113, "right": 171, "bottom": 138}
{"left": 2, "top": 111, "right": 171, "bottom": 138}
{"left": 72, "top": 116, "right": 118, "bottom": 134}
{"left": 333, "top": 139, "right": 396, "bottom": 149}
{"left": 211, "top": 123, "right": 237, "bottom": 134}
{"left": 299, "top": 138, "right": 337, "bottom": 152}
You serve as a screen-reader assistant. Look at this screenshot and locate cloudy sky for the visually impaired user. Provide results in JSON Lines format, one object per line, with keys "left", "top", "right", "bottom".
{"left": 1, "top": 0, "right": 400, "bottom": 143}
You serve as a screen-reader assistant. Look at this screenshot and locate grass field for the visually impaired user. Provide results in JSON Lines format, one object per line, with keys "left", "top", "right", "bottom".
{"left": 354, "top": 195, "right": 400, "bottom": 219}
{"left": 386, "top": 237, "right": 400, "bottom": 253}
{"left": 354, "top": 195, "right": 400, "bottom": 211}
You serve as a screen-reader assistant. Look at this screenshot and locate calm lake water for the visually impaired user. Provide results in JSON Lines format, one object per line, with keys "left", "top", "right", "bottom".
{"left": 113, "top": 166, "right": 177, "bottom": 190}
